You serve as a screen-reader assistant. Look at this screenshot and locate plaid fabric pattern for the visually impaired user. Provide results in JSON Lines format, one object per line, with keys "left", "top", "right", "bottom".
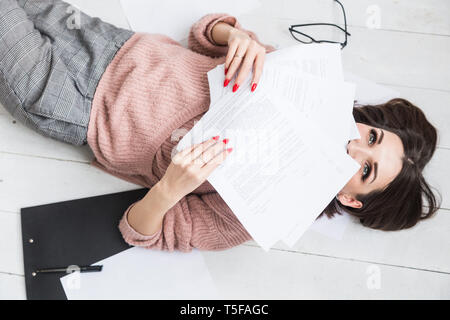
{"left": 0, "top": 0, "right": 133, "bottom": 145}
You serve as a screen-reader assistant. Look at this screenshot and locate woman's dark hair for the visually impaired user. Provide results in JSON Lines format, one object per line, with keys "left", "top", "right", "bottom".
{"left": 318, "top": 98, "right": 441, "bottom": 230}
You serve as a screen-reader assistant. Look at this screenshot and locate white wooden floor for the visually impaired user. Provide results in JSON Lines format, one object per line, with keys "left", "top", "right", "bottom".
{"left": 1, "top": 0, "right": 449, "bottom": 299}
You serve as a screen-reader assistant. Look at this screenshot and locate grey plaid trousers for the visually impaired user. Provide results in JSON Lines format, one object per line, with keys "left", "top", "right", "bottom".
{"left": 0, "top": 0, "right": 134, "bottom": 145}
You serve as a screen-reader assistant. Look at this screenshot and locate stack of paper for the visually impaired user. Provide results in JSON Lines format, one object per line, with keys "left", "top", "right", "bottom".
{"left": 175, "top": 44, "right": 361, "bottom": 251}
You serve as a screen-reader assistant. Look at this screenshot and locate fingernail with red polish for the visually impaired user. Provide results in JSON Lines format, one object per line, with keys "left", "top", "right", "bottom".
{"left": 223, "top": 138, "right": 229, "bottom": 144}
{"left": 251, "top": 83, "right": 257, "bottom": 92}
{"left": 224, "top": 79, "right": 230, "bottom": 87}
{"left": 226, "top": 147, "right": 233, "bottom": 153}
{"left": 232, "top": 84, "right": 239, "bottom": 92}
{"left": 212, "top": 135, "right": 220, "bottom": 141}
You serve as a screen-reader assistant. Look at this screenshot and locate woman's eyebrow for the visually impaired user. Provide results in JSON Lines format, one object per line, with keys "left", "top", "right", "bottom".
{"left": 378, "top": 129, "right": 384, "bottom": 144}
{"left": 370, "top": 162, "right": 378, "bottom": 184}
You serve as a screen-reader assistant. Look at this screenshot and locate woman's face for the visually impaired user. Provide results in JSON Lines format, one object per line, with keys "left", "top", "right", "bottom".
{"left": 337, "top": 123, "right": 405, "bottom": 208}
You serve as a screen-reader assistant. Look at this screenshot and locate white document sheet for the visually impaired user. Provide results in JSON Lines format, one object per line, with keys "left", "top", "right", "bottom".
{"left": 264, "top": 44, "right": 344, "bottom": 79}
{"left": 348, "top": 115, "right": 361, "bottom": 140}
{"left": 208, "top": 44, "right": 356, "bottom": 153}
{"left": 209, "top": 68, "right": 356, "bottom": 154}
{"left": 255, "top": 71, "right": 357, "bottom": 247}
{"left": 119, "top": 0, "right": 261, "bottom": 42}
{"left": 175, "top": 86, "right": 360, "bottom": 251}
{"left": 208, "top": 44, "right": 345, "bottom": 105}
{"left": 344, "top": 71, "right": 400, "bottom": 105}
{"left": 259, "top": 67, "right": 356, "bottom": 154}
{"left": 309, "top": 210, "right": 354, "bottom": 239}
{"left": 60, "top": 247, "right": 219, "bottom": 299}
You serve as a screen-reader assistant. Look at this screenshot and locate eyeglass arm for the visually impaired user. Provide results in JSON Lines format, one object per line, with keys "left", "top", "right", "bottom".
{"left": 289, "top": 23, "right": 351, "bottom": 36}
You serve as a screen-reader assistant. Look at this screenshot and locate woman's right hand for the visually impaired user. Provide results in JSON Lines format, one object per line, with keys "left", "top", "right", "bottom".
{"left": 159, "top": 136, "right": 233, "bottom": 202}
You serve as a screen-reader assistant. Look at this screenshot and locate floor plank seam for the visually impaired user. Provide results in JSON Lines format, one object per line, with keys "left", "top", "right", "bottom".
{"left": 245, "top": 15, "right": 450, "bottom": 38}
{"left": 0, "top": 151, "right": 91, "bottom": 164}
{"left": 351, "top": 27, "right": 450, "bottom": 38}
{"left": 377, "top": 82, "right": 450, "bottom": 93}
{"left": 242, "top": 243, "right": 450, "bottom": 275}
{"left": 0, "top": 271, "right": 24, "bottom": 278}
{"left": 0, "top": 209, "right": 19, "bottom": 215}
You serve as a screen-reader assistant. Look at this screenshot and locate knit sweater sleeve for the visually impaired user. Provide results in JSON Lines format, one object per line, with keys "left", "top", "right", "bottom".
{"left": 118, "top": 191, "right": 252, "bottom": 252}
{"left": 188, "top": 13, "right": 276, "bottom": 58}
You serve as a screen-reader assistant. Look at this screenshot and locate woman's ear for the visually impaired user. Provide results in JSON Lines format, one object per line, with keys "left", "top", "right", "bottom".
{"left": 336, "top": 193, "right": 363, "bottom": 209}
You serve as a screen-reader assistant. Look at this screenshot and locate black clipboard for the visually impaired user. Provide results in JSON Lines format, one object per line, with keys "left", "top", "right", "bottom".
{"left": 20, "top": 188, "right": 149, "bottom": 300}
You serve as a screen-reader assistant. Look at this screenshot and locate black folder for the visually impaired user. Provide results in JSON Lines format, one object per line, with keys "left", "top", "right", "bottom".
{"left": 20, "top": 188, "right": 149, "bottom": 300}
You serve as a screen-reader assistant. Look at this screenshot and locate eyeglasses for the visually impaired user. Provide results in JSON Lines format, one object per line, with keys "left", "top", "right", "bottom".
{"left": 288, "top": 0, "right": 350, "bottom": 49}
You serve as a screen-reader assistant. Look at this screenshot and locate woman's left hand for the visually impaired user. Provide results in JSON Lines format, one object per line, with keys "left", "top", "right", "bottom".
{"left": 224, "top": 28, "right": 267, "bottom": 93}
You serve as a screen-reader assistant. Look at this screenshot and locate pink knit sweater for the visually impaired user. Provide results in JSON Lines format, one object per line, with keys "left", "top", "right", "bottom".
{"left": 86, "top": 13, "right": 276, "bottom": 252}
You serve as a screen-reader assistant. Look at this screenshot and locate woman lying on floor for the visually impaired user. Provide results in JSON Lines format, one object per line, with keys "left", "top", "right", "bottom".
{"left": 0, "top": 0, "right": 440, "bottom": 252}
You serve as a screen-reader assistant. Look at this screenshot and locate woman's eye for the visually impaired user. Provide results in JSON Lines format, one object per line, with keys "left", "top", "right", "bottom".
{"left": 362, "top": 163, "right": 371, "bottom": 181}
{"left": 369, "top": 129, "right": 378, "bottom": 145}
